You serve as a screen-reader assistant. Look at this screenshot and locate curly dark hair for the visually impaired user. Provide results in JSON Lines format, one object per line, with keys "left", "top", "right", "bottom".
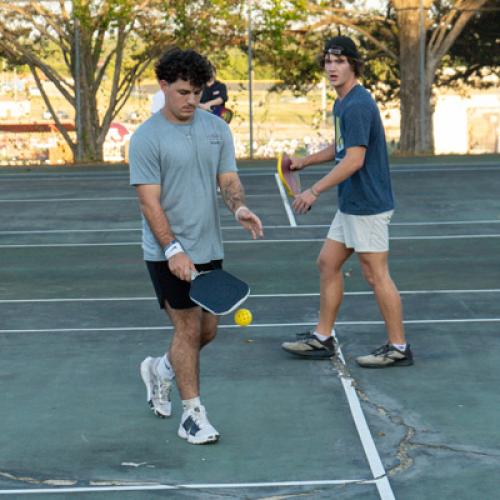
{"left": 155, "top": 48, "right": 212, "bottom": 88}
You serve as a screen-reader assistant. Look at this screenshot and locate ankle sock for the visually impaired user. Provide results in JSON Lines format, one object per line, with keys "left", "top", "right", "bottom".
{"left": 182, "top": 397, "right": 201, "bottom": 411}
{"left": 313, "top": 331, "right": 330, "bottom": 342}
{"left": 156, "top": 354, "right": 175, "bottom": 380}
{"left": 391, "top": 343, "right": 407, "bottom": 351}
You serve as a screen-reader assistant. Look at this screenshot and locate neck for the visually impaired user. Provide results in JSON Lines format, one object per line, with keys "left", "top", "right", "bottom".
{"left": 335, "top": 78, "right": 358, "bottom": 99}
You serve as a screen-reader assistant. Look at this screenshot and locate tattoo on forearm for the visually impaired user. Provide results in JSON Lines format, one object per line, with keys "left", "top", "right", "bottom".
{"left": 221, "top": 178, "right": 246, "bottom": 213}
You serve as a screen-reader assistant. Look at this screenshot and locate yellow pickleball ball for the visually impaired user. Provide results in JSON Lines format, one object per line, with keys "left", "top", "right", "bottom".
{"left": 234, "top": 308, "right": 253, "bottom": 327}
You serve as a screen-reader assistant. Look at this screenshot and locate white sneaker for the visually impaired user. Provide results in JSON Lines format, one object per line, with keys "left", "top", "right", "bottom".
{"left": 140, "top": 356, "right": 172, "bottom": 418}
{"left": 178, "top": 405, "right": 220, "bottom": 444}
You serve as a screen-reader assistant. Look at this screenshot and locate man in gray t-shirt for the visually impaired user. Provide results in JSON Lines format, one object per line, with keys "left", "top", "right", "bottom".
{"left": 129, "top": 48, "right": 263, "bottom": 445}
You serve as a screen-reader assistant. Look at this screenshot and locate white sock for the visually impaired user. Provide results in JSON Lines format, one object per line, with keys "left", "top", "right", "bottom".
{"left": 156, "top": 354, "right": 175, "bottom": 380}
{"left": 182, "top": 397, "right": 201, "bottom": 411}
{"left": 391, "top": 343, "right": 407, "bottom": 351}
{"left": 313, "top": 330, "right": 330, "bottom": 342}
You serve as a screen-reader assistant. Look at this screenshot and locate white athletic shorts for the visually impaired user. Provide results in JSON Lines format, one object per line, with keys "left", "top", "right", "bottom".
{"left": 327, "top": 210, "right": 394, "bottom": 252}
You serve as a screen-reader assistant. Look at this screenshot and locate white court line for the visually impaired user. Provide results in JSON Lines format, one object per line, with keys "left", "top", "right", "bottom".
{"left": 292, "top": 165, "right": 500, "bottom": 174}
{"left": 274, "top": 172, "right": 297, "bottom": 227}
{"left": 391, "top": 165, "right": 500, "bottom": 172}
{"left": 2, "top": 219, "right": 499, "bottom": 235}
{"left": 391, "top": 219, "right": 500, "bottom": 226}
{"left": 0, "top": 478, "right": 378, "bottom": 496}
{"left": 2, "top": 318, "right": 500, "bottom": 334}
{"left": 1, "top": 233, "right": 500, "bottom": 248}
{"left": 0, "top": 197, "right": 136, "bottom": 203}
{"left": 0, "top": 228, "right": 141, "bottom": 235}
{"left": 0, "top": 193, "right": 270, "bottom": 204}
{"left": 1, "top": 288, "right": 500, "bottom": 304}
{"left": 332, "top": 329, "right": 395, "bottom": 500}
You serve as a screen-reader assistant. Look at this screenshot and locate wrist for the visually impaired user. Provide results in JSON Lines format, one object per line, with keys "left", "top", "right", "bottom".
{"left": 234, "top": 205, "right": 249, "bottom": 221}
{"left": 163, "top": 239, "right": 184, "bottom": 260}
{"left": 310, "top": 186, "right": 320, "bottom": 197}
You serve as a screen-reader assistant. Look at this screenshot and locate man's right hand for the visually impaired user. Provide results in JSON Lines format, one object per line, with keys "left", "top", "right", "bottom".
{"left": 168, "top": 253, "right": 196, "bottom": 282}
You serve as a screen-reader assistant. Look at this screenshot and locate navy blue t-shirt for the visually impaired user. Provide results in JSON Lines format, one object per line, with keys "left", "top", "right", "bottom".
{"left": 334, "top": 84, "right": 394, "bottom": 215}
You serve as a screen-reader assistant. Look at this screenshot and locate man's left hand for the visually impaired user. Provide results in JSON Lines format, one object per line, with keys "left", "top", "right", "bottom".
{"left": 236, "top": 207, "right": 264, "bottom": 239}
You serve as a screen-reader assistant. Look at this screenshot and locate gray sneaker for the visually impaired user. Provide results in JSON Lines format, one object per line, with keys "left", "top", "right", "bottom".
{"left": 140, "top": 356, "right": 172, "bottom": 417}
{"left": 356, "top": 344, "right": 413, "bottom": 368}
{"left": 282, "top": 332, "right": 336, "bottom": 359}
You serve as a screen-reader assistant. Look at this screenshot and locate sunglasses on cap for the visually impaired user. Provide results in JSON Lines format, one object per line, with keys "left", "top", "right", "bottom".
{"left": 325, "top": 47, "right": 344, "bottom": 56}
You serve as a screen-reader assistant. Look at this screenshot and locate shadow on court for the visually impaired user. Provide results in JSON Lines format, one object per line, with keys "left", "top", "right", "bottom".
{"left": 1, "top": 155, "right": 500, "bottom": 499}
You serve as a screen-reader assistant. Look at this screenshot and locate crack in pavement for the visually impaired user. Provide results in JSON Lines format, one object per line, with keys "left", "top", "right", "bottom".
{"left": 331, "top": 349, "right": 500, "bottom": 479}
{"left": 0, "top": 470, "right": 77, "bottom": 487}
{"left": 331, "top": 352, "right": 416, "bottom": 476}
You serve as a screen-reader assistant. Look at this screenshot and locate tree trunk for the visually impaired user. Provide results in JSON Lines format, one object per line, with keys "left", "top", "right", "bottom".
{"left": 78, "top": 81, "right": 103, "bottom": 163}
{"left": 72, "top": 19, "right": 104, "bottom": 162}
{"left": 394, "top": 0, "right": 433, "bottom": 154}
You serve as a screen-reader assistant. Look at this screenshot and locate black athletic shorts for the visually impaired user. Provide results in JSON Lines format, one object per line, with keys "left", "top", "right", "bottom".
{"left": 146, "top": 259, "right": 223, "bottom": 310}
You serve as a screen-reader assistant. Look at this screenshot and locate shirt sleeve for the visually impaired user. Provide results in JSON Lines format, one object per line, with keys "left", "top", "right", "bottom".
{"left": 218, "top": 82, "right": 228, "bottom": 104}
{"left": 342, "top": 103, "right": 372, "bottom": 149}
{"left": 129, "top": 129, "right": 161, "bottom": 186}
{"left": 217, "top": 122, "right": 238, "bottom": 174}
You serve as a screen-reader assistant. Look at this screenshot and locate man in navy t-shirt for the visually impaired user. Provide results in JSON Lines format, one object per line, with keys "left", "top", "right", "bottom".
{"left": 282, "top": 36, "right": 412, "bottom": 368}
{"left": 199, "top": 64, "right": 229, "bottom": 117}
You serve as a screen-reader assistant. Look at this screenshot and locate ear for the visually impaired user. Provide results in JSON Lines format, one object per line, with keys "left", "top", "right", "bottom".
{"left": 158, "top": 80, "right": 169, "bottom": 92}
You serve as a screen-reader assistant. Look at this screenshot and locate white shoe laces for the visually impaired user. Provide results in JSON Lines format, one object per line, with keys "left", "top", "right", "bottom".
{"left": 156, "top": 379, "right": 171, "bottom": 403}
{"left": 189, "top": 406, "right": 209, "bottom": 427}
{"left": 151, "top": 359, "right": 172, "bottom": 404}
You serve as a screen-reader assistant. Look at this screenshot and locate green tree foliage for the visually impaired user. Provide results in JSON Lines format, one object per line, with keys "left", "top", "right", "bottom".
{"left": 0, "top": 0, "right": 245, "bottom": 162}
{"left": 248, "top": 0, "right": 495, "bottom": 153}
{"left": 437, "top": 0, "right": 500, "bottom": 90}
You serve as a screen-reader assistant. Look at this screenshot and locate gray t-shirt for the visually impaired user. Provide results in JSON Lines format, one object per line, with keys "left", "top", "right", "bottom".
{"left": 129, "top": 109, "right": 237, "bottom": 263}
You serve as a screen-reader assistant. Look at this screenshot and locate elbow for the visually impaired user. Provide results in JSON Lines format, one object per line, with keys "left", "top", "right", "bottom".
{"left": 351, "top": 159, "right": 364, "bottom": 173}
{"left": 355, "top": 161, "right": 365, "bottom": 171}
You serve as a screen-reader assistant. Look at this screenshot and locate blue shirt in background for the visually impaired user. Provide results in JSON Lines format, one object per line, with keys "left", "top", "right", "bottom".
{"left": 333, "top": 84, "right": 394, "bottom": 215}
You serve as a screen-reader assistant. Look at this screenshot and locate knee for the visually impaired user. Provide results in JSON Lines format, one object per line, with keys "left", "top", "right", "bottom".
{"left": 317, "top": 253, "right": 338, "bottom": 275}
{"left": 201, "top": 325, "right": 217, "bottom": 346}
{"left": 171, "top": 314, "right": 203, "bottom": 346}
{"left": 362, "top": 268, "right": 376, "bottom": 288}
{"left": 362, "top": 267, "right": 391, "bottom": 289}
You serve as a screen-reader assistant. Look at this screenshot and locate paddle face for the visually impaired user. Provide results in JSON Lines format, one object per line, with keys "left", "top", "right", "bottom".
{"left": 189, "top": 269, "right": 250, "bottom": 315}
{"left": 277, "top": 152, "right": 301, "bottom": 197}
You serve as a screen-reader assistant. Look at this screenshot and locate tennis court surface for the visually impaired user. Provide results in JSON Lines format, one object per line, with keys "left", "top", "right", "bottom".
{"left": 1, "top": 155, "right": 500, "bottom": 499}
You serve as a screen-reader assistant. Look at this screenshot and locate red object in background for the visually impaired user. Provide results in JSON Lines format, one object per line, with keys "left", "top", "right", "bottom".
{"left": 0, "top": 122, "right": 75, "bottom": 133}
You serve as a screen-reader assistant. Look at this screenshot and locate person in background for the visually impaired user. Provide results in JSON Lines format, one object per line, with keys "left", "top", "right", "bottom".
{"left": 198, "top": 64, "right": 229, "bottom": 117}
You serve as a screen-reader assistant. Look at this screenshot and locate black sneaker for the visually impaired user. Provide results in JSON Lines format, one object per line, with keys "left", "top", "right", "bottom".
{"left": 356, "top": 343, "right": 413, "bottom": 368}
{"left": 282, "top": 332, "right": 336, "bottom": 359}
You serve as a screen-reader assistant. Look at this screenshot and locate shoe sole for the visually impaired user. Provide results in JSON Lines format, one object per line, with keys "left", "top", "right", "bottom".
{"left": 356, "top": 359, "right": 414, "bottom": 368}
{"left": 140, "top": 357, "right": 171, "bottom": 418}
{"left": 281, "top": 345, "right": 335, "bottom": 359}
{"left": 178, "top": 427, "right": 220, "bottom": 445}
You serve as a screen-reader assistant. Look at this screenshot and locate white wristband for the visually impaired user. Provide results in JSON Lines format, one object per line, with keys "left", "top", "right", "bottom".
{"left": 234, "top": 205, "right": 249, "bottom": 221}
{"left": 164, "top": 240, "right": 184, "bottom": 260}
